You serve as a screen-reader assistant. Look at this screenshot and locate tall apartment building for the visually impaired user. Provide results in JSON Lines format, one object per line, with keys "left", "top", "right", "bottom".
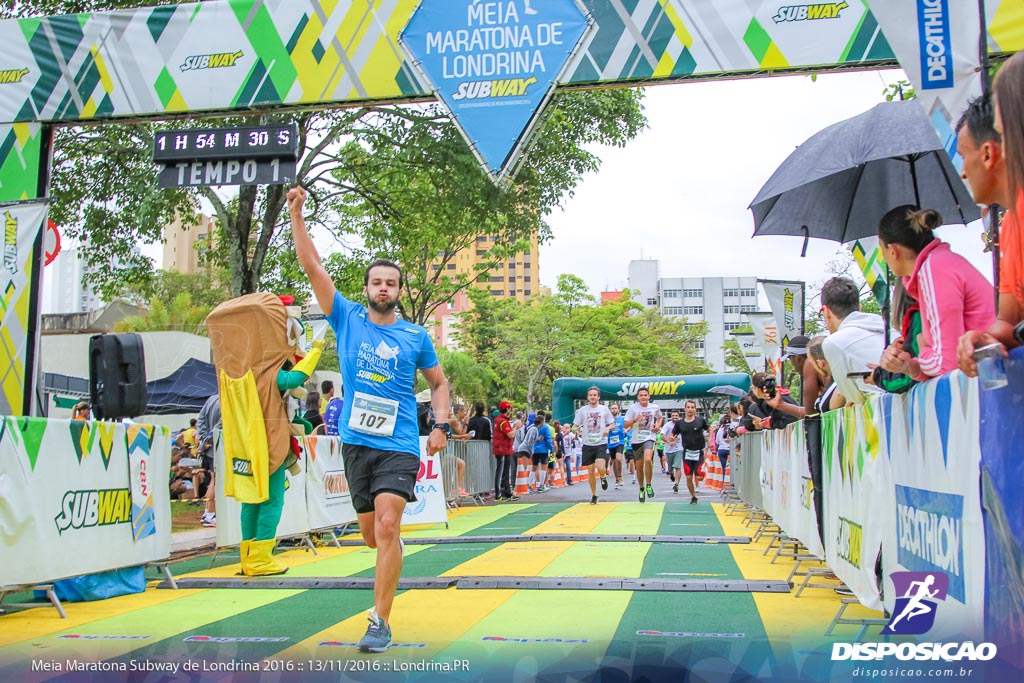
{"left": 45, "top": 246, "right": 101, "bottom": 314}
{"left": 628, "top": 260, "right": 760, "bottom": 372}
{"left": 428, "top": 234, "right": 541, "bottom": 350}
{"left": 162, "top": 214, "right": 215, "bottom": 275}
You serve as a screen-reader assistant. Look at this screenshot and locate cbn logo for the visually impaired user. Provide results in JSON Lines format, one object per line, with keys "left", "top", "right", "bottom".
{"left": 0, "top": 68, "right": 29, "bottom": 84}
{"left": 54, "top": 489, "right": 132, "bottom": 534}
{"left": 772, "top": 2, "right": 848, "bottom": 23}
{"left": 180, "top": 51, "right": 244, "bottom": 72}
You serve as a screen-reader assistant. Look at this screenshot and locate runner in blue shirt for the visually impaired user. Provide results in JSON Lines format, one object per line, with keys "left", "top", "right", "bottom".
{"left": 289, "top": 186, "right": 450, "bottom": 654}
{"left": 606, "top": 404, "right": 627, "bottom": 489}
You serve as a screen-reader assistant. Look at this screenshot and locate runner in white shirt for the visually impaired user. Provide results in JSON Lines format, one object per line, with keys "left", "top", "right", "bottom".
{"left": 572, "top": 387, "right": 615, "bottom": 505}
{"left": 623, "top": 387, "right": 663, "bottom": 503}
{"left": 661, "top": 410, "right": 684, "bottom": 494}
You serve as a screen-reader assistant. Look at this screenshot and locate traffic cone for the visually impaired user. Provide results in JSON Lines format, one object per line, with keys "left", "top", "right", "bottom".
{"left": 515, "top": 461, "right": 530, "bottom": 496}
{"left": 550, "top": 461, "right": 564, "bottom": 488}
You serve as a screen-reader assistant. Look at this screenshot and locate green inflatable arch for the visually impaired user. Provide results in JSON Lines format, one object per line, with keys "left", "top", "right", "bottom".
{"left": 551, "top": 374, "right": 751, "bottom": 424}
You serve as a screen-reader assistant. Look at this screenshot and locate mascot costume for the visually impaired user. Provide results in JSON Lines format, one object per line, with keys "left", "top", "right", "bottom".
{"left": 206, "top": 293, "right": 323, "bottom": 576}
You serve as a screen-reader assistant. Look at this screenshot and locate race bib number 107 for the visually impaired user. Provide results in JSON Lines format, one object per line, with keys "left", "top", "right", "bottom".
{"left": 349, "top": 392, "right": 399, "bottom": 437}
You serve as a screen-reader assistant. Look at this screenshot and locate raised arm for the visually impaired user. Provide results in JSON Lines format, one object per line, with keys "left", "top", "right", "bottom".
{"left": 287, "top": 186, "right": 337, "bottom": 317}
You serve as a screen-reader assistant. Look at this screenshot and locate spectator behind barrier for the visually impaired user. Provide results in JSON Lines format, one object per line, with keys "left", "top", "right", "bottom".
{"left": 807, "top": 336, "right": 842, "bottom": 413}
{"left": 877, "top": 206, "right": 994, "bottom": 380}
{"left": 767, "top": 335, "right": 820, "bottom": 422}
{"left": 872, "top": 279, "right": 923, "bottom": 394}
{"left": 303, "top": 391, "right": 324, "bottom": 434}
{"left": 745, "top": 372, "right": 799, "bottom": 431}
{"left": 820, "top": 276, "right": 885, "bottom": 405}
{"left": 958, "top": 73, "right": 1024, "bottom": 375}
{"left": 467, "top": 401, "right": 492, "bottom": 441}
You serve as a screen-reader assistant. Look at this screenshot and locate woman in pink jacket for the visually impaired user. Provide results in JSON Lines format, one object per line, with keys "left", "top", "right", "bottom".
{"left": 877, "top": 205, "right": 995, "bottom": 380}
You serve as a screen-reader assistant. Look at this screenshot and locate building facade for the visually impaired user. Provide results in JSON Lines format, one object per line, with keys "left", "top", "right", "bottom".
{"left": 628, "top": 260, "right": 761, "bottom": 372}
{"left": 162, "top": 214, "right": 215, "bottom": 275}
{"left": 427, "top": 235, "right": 541, "bottom": 350}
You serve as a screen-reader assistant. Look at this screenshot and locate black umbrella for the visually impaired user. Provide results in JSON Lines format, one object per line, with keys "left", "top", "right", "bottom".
{"left": 749, "top": 100, "right": 981, "bottom": 249}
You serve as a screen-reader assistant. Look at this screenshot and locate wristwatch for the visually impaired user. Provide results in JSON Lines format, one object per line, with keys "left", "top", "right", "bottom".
{"left": 431, "top": 422, "right": 451, "bottom": 436}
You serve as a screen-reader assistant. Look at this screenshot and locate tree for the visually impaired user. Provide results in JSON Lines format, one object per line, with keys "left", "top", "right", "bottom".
{"left": 114, "top": 293, "right": 210, "bottom": 336}
{"left": 8, "top": 2, "right": 646, "bottom": 306}
{"left": 460, "top": 276, "right": 709, "bottom": 410}
{"left": 118, "top": 268, "right": 231, "bottom": 310}
{"left": 437, "top": 349, "right": 496, "bottom": 408}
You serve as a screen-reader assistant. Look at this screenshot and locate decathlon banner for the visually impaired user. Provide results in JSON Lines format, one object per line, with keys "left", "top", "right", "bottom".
{"left": 868, "top": 1, "right": 984, "bottom": 163}
{"left": 822, "top": 400, "right": 894, "bottom": 611}
{"left": 303, "top": 435, "right": 357, "bottom": 531}
{"left": 214, "top": 432, "right": 310, "bottom": 547}
{"left": 761, "top": 422, "right": 825, "bottom": 558}
{"left": 402, "top": 437, "right": 448, "bottom": 527}
{"left": 0, "top": 199, "right": 46, "bottom": 417}
{"left": 759, "top": 280, "right": 804, "bottom": 347}
{"left": 746, "top": 312, "right": 783, "bottom": 380}
{"left": 0, "top": 418, "right": 171, "bottom": 586}
{"left": 878, "top": 376, "right": 985, "bottom": 640}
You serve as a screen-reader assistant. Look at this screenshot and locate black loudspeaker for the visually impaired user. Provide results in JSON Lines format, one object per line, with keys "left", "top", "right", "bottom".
{"left": 89, "top": 334, "right": 148, "bottom": 420}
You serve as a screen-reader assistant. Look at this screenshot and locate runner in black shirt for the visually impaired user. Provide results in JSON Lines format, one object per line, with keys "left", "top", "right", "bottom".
{"left": 671, "top": 400, "right": 710, "bottom": 505}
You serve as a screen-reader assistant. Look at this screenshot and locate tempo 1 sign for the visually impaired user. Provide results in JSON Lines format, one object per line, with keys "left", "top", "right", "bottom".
{"left": 158, "top": 158, "right": 295, "bottom": 188}
{"left": 153, "top": 122, "right": 299, "bottom": 188}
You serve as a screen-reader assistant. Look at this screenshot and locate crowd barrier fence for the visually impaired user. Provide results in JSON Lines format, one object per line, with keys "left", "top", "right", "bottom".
{"left": 0, "top": 420, "right": 171, "bottom": 587}
{"left": 733, "top": 355, "right": 1024, "bottom": 646}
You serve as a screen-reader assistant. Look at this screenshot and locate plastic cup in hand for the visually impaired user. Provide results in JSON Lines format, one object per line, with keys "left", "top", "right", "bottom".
{"left": 973, "top": 343, "right": 1008, "bottom": 391}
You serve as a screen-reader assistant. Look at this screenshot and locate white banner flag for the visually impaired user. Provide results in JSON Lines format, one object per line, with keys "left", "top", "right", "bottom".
{"left": 731, "top": 332, "right": 763, "bottom": 373}
{"left": 745, "top": 312, "right": 783, "bottom": 380}
{"left": 759, "top": 280, "right": 804, "bottom": 348}
{"left": 0, "top": 200, "right": 47, "bottom": 415}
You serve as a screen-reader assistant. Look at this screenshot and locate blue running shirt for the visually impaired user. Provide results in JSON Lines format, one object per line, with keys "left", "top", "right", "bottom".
{"left": 607, "top": 416, "right": 625, "bottom": 447}
{"left": 328, "top": 291, "right": 439, "bottom": 456}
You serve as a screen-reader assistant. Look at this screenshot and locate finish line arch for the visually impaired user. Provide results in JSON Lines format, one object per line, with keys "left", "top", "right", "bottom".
{"left": 551, "top": 373, "right": 750, "bottom": 425}
{"left": 0, "top": 0, "right": 1018, "bottom": 414}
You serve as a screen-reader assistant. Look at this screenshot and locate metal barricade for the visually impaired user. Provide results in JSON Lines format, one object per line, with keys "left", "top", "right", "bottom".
{"left": 439, "top": 439, "right": 495, "bottom": 506}
{"left": 735, "top": 433, "right": 764, "bottom": 510}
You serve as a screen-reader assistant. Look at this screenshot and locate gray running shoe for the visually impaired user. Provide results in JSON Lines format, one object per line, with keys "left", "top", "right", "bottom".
{"left": 357, "top": 609, "right": 392, "bottom": 653}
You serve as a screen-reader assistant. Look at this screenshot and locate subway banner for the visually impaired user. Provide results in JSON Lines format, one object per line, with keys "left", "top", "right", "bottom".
{"left": 760, "top": 280, "right": 805, "bottom": 348}
{"left": 0, "top": 418, "right": 171, "bottom": 586}
{"left": 821, "top": 400, "right": 894, "bottom": 611}
{"left": 879, "top": 376, "right": 985, "bottom": 641}
{"left": 760, "top": 423, "right": 825, "bottom": 558}
{"left": 0, "top": 199, "right": 45, "bottom": 417}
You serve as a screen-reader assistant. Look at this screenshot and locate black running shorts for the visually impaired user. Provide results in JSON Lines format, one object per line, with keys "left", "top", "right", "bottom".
{"left": 342, "top": 444, "right": 420, "bottom": 514}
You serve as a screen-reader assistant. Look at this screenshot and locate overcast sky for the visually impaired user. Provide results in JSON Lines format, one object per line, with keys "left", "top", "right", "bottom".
{"left": 540, "top": 68, "right": 993, "bottom": 307}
